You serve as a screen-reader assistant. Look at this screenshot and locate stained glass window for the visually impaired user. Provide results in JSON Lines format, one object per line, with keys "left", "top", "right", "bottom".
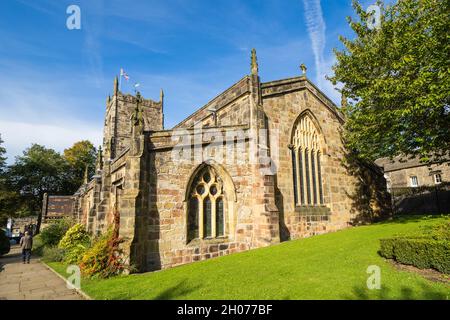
{"left": 187, "top": 166, "right": 227, "bottom": 241}
{"left": 187, "top": 197, "right": 199, "bottom": 241}
{"left": 216, "top": 198, "right": 224, "bottom": 236}
{"left": 204, "top": 197, "right": 212, "bottom": 237}
{"left": 291, "top": 114, "right": 324, "bottom": 207}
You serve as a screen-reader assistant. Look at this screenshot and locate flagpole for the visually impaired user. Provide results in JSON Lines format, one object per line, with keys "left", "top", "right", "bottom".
{"left": 119, "top": 68, "right": 122, "bottom": 92}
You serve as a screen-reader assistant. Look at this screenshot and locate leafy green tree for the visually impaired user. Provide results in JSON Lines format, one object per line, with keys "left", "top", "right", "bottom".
{"left": 7, "top": 144, "right": 69, "bottom": 230}
{"left": 0, "top": 134, "right": 6, "bottom": 174}
{"left": 330, "top": 0, "right": 450, "bottom": 162}
{"left": 0, "top": 139, "right": 97, "bottom": 228}
{"left": 63, "top": 140, "right": 96, "bottom": 190}
{"left": 0, "top": 134, "right": 20, "bottom": 226}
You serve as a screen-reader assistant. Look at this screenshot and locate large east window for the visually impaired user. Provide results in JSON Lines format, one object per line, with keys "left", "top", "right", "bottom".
{"left": 291, "top": 114, "right": 324, "bottom": 206}
{"left": 187, "top": 166, "right": 225, "bottom": 242}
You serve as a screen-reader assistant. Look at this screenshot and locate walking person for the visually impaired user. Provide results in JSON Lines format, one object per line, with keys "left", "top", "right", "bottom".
{"left": 19, "top": 231, "right": 33, "bottom": 264}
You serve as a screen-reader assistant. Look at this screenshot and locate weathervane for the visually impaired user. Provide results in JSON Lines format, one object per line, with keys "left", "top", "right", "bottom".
{"left": 300, "top": 63, "right": 307, "bottom": 75}
{"left": 134, "top": 82, "right": 140, "bottom": 95}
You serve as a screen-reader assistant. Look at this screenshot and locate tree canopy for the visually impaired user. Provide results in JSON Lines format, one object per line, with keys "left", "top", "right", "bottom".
{"left": 0, "top": 135, "right": 19, "bottom": 226}
{"left": 330, "top": 0, "right": 450, "bottom": 162}
{"left": 63, "top": 140, "right": 97, "bottom": 191}
{"left": 0, "top": 134, "right": 6, "bottom": 174}
{"left": 0, "top": 138, "right": 98, "bottom": 227}
{"left": 7, "top": 144, "right": 69, "bottom": 215}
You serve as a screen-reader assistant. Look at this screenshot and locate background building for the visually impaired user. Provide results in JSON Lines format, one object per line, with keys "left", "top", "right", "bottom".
{"left": 376, "top": 156, "right": 450, "bottom": 215}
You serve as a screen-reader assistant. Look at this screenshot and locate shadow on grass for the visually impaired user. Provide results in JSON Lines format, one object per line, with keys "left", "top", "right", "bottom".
{"left": 375, "top": 215, "right": 447, "bottom": 225}
{"left": 153, "top": 279, "right": 201, "bottom": 300}
{"left": 344, "top": 282, "right": 448, "bottom": 300}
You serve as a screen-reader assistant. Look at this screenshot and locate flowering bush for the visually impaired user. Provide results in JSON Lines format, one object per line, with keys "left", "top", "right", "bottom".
{"left": 58, "top": 223, "right": 90, "bottom": 264}
{"left": 79, "top": 228, "right": 125, "bottom": 278}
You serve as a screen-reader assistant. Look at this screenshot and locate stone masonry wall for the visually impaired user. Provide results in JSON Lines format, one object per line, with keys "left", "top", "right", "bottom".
{"left": 145, "top": 128, "right": 260, "bottom": 270}
{"left": 261, "top": 76, "right": 357, "bottom": 240}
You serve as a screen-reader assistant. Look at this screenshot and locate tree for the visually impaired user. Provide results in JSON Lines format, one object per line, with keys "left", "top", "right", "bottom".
{"left": 7, "top": 144, "right": 69, "bottom": 230}
{"left": 0, "top": 135, "right": 30, "bottom": 226}
{"left": 330, "top": 0, "right": 450, "bottom": 162}
{"left": 63, "top": 140, "right": 96, "bottom": 191}
{"left": 0, "top": 134, "right": 15, "bottom": 226}
{"left": 0, "top": 134, "right": 6, "bottom": 174}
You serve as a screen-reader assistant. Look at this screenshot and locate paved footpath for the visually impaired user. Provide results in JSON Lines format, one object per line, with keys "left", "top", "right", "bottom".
{"left": 0, "top": 245, "right": 83, "bottom": 300}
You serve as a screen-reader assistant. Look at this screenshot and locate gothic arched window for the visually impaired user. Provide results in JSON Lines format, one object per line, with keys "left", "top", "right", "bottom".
{"left": 292, "top": 114, "right": 324, "bottom": 206}
{"left": 187, "top": 166, "right": 226, "bottom": 242}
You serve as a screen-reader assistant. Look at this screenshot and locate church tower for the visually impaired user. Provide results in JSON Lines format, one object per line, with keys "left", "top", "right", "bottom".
{"left": 103, "top": 76, "right": 164, "bottom": 160}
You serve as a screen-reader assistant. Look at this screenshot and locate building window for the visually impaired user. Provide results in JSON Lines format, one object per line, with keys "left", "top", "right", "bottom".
{"left": 434, "top": 173, "right": 442, "bottom": 184}
{"left": 187, "top": 166, "right": 226, "bottom": 241}
{"left": 291, "top": 149, "right": 298, "bottom": 204}
{"left": 410, "top": 176, "right": 419, "bottom": 187}
{"left": 291, "top": 114, "right": 324, "bottom": 206}
{"left": 298, "top": 149, "right": 305, "bottom": 204}
{"left": 188, "top": 198, "right": 199, "bottom": 240}
{"left": 216, "top": 198, "right": 224, "bottom": 236}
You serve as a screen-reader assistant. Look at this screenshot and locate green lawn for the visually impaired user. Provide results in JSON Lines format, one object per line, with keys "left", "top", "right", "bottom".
{"left": 47, "top": 215, "right": 450, "bottom": 300}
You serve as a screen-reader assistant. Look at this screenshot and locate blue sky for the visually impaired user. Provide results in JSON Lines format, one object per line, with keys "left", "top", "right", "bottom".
{"left": 0, "top": 0, "right": 373, "bottom": 162}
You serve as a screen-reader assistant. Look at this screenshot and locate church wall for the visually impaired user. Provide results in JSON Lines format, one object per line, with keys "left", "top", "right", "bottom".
{"left": 261, "top": 78, "right": 357, "bottom": 240}
{"left": 77, "top": 183, "right": 95, "bottom": 232}
{"left": 144, "top": 128, "right": 264, "bottom": 270}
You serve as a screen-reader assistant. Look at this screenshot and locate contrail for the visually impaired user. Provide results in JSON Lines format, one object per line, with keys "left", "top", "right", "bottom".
{"left": 302, "top": 0, "right": 326, "bottom": 88}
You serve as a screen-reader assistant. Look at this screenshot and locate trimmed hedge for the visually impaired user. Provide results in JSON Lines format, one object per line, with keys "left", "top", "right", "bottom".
{"left": 379, "top": 237, "right": 450, "bottom": 274}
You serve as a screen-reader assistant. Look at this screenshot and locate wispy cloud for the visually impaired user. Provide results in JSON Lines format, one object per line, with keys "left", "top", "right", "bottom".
{"left": 0, "top": 64, "right": 104, "bottom": 163}
{"left": 0, "top": 120, "right": 102, "bottom": 164}
{"left": 13, "top": 0, "right": 59, "bottom": 16}
{"left": 301, "top": 0, "right": 341, "bottom": 104}
{"left": 302, "top": 0, "right": 327, "bottom": 88}
{"left": 83, "top": 2, "right": 106, "bottom": 88}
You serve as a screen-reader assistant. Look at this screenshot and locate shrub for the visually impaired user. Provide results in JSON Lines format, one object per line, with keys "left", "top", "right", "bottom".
{"left": 0, "top": 229, "right": 10, "bottom": 255}
{"left": 80, "top": 228, "right": 125, "bottom": 278}
{"left": 42, "top": 246, "right": 65, "bottom": 262}
{"left": 32, "top": 234, "right": 45, "bottom": 256}
{"left": 58, "top": 223, "right": 90, "bottom": 264}
{"left": 39, "top": 219, "right": 73, "bottom": 247}
{"left": 420, "top": 220, "right": 450, "bottom": 241}
{"left": 64, "top": 244, "right": 89, "bottom": 264}
{"left": 379, "top": 237, "right": 450, "bottom": 274}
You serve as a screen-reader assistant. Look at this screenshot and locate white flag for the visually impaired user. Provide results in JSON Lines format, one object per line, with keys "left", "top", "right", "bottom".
{"left": 120, "top": 68, "right": 129, "bottom": 81}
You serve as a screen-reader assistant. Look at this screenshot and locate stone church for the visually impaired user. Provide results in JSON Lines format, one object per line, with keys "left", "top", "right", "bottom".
{"left": 69, "top": 50, "right": 387, "bottom": 272}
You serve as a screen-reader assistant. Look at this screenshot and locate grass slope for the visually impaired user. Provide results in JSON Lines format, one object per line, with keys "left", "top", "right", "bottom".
{"left": 48, "top": 216, "right": 450, "bottom": 300}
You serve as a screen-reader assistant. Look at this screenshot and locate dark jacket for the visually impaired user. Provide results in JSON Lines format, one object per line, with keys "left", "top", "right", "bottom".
{"left": 20, "top": 235, "right": 33, "bottom": 250}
